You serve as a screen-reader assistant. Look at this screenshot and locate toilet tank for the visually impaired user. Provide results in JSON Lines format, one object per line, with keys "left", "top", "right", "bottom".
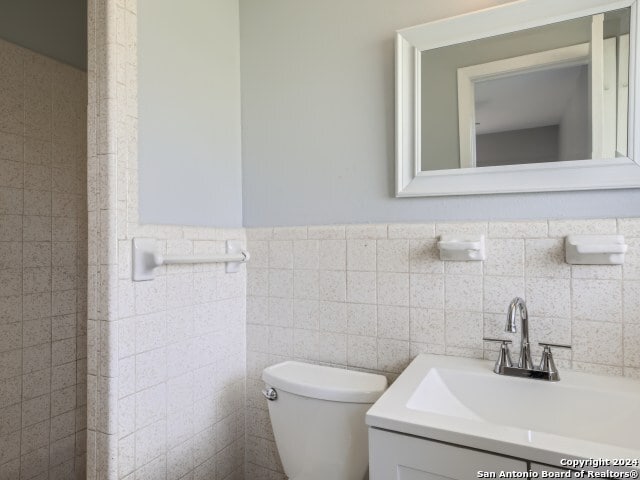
{"left": 262, "top": 362, "right": 387, "bottom": 480}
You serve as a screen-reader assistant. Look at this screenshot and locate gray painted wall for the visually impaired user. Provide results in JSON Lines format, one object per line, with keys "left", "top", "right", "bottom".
{"left": 0, "top": 0, "right": 87, "bottom": 70}
{"left": 240, "top": 0, "right": 640, "bottom": 227}
{"left": 476, "top": 126, "right": 559, "bottom": 167}
{"left": 559, "top": 66, "right": 590, "bottom": 161}
{"left": 138, "top": 0, "right": 243, "bottom": 227}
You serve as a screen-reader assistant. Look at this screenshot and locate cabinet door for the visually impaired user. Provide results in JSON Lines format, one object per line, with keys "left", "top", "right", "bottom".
{"left": 369, "top": 428, "right": 527, "bottom": 480}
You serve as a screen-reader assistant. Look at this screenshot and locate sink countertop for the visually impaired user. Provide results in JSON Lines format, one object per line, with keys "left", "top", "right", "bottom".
{"left": 366, "top": 354, "right": 640, "bottom": 471}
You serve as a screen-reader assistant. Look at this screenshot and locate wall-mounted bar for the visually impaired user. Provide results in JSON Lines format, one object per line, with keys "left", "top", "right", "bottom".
{"left": 132, "top": 237, "right": 250, "bottom": 281}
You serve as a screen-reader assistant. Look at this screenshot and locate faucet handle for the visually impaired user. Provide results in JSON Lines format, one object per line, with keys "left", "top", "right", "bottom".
{"left": 538, "top": 342, "right": 571, "bottom": 349}
{"left": 483, "top": 337, "right": 513, "bottom": 344}
{"left": 483, "top": 338, "right": 513, "bottom": 373}
{"left": 538, "top": 343, "right": 571, "bottom": 381}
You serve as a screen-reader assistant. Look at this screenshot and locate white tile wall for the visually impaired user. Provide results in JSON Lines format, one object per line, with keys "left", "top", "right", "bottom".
{"left": 0, "top": 38, "right": 87, "bottom": 479}
{"left": 246, "top": 219, "right": 640, "bottom": 477}
{"left": 87, "top": 1, "right": 246, "bottom": 479}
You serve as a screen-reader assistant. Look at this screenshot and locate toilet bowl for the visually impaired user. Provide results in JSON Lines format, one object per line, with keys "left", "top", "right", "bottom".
{"left": 262, "top": 361, "right": 387, "bottom": 480}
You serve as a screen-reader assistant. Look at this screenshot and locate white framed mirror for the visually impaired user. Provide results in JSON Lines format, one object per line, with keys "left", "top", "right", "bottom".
{"left": 396, "top": 0, "right": 640, "bottom": 197}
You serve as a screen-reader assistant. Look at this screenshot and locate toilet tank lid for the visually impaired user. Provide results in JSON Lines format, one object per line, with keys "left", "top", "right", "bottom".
{"left": 262, "top": 361, "right": 388, "bottom": 403}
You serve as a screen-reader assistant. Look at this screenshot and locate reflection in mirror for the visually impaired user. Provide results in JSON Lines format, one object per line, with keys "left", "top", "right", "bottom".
{"left": 420, "top": 8, "right": 630, "bottom": 172}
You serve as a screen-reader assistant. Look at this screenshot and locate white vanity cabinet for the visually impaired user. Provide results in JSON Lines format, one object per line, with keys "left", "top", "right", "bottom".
{"left": 369, "top": 428, "right": 527, "bottom": 480}
{"left": 530, "top": 463, "right": 571, "bottom": 474}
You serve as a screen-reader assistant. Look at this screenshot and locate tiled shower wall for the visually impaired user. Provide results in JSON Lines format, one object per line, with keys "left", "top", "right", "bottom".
{"left": 0, "top": 39, "right": 87, "bottom": 479}
{"left": 246, "top": 218, "right": 640, "bottom": 477}
{"left": 87, "top": 1, "right": 245, "bottom": 479}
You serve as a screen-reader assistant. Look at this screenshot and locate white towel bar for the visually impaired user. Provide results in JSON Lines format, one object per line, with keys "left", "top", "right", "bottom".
{"left": 132, "top": 238, "right": 250, "bottom": 281}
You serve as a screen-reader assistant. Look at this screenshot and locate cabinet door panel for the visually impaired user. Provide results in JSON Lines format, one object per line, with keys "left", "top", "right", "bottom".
{"left": 398, "top": 465, "right": 453, "bottom": 480}
{"left": 530, "top": 463, "right": 571, "bottom": 474}
{"left": 370, "top": 428, "right": 527, "bottom": 480}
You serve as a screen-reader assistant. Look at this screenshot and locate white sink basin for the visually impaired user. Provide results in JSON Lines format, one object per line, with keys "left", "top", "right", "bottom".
{"left": 367, "top": 354, "right": 640, "bottom": 470}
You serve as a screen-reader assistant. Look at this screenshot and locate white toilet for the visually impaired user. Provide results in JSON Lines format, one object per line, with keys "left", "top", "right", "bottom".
{"left": 262, "top": 361, "right": 388, "bottom": 480}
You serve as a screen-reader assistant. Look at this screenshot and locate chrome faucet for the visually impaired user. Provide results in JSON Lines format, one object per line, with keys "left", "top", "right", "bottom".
{"left": 506, "top": 297, "right": 533, "bottom": 370}
{"left": 484, "top": 297, "right": 571, "bottom": 381}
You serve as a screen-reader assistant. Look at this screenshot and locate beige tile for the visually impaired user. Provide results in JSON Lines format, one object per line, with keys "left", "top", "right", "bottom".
{"left": 0, "top": 242, "right": 21, "bottom": 270}
{"left": 319, "top": 301, "right": 347, "bottom": 333}
{"left": 573, "top": 362, "right": 622, "bottom": 376}
{"left": 410, "top": 308, "right": 444, "bottom": 345}
{"left": 345, "top": 224, "right": 387, "bottom": 239}
{"left": 525, "top": 277, "right": 570, "bottom": 318}
{"left": 318, "top": 270, "right": 346, "bottom": 302}
{"left": 318, "top": 240, "right": 346, "bottom": 270}
{"left": 572, "top": 320, "right": 622, "bottom": 365}
{"left": 0, "top": 269, "right": 21, "bottom": 297}
{"left": 346, "top": 303, "right": 376, "bottom": 336}
{"left": 0, "top": 160, "right": 23, "bottom": 188}
{"left": 445, "top": 311, "right": 483, "bottom": 349}
{"left": 0, "top": 83, "right": 25, "bottom": 136}
{"left": 23, "top": 190, "right": 51, "bottom": 216}
{"left": 377, "top": 240, "right": 409, "bottom": 272}
{"left": 623, "top": 237, "right": 640, "bottom": 280}
{"left": 293, "top": 269, "right": 318, "bottom": 300}
{"left": 268, "top": 241, "right": 293, "bottom": 269}
{"left": 347, "top": 335, "right": 377, "bottom": 370}
{"left": 484, "top": 239, "right": 524, "bottom": 277}
{"left": 548, "top": 218, "right": 617, "bottom": 237}
{"left": 346, "top": 239, "right": 376, "bottom": 272}
{"left": 618, "top": 218, "right": 640, "bottom": 236}
{"left": 307, "top": 225, "right": 344, "bottom": 239}
{"left": 0, "top": 322, "right": 21, "bottom": 353}
{"left": 444, "top": 259, "right": 483, "bottom": 276}
{"left": 0, "top": 295, "right": 22, "bottom": 325}
{"left": 293, "top": 328, "right": 319, "bottom": 361}
{"left": 409, "top": 239, "right": 442, "bottom": 274}
{"left": 571, "top": 279, "right": 622, "bottom": 322}
{"left": 292, "top": 240, "right": 319, "bottom": 270}
{"left": 410, "top": 274, "right": 444, "bottom": 309}
{"left": 346, "top": 271, "right": 376, "bottom": 304}
{"left": 248, "top": 268, "right": 269, "bottom": 297}
{"left": 0, "top": 187, "right": 23, "bottom": 214}
{"left": 23, "top": 216, "right": 51, "bottom": 242}
{"left": 377, "top": 272, "right": 409, "bottom": 307}
{"left": 488, "top": 221, "right": 548, "bottom": 238}
{"left": 571, "top": 264, "right": 621, "bottom": 280}
{"left": 483, "top": 276, "right": 525, "bottom": 315}
{"left": 24, "top": 138, "right": 51, "bottom": 166}
{"left": 23, "top": 267, "right": 51, "bottom": 294}
{"left": 293, "top": 300, "right": 320, "bottom": 330}
{"left": 377, "top": 305, "right": 410, "bottom": 340}
{"left": 377, "top": 338, "right": 410, "bottom": 373}
{"left": 268, "top": 297, "right": 293, "bottom": 328}
{"left": 318, "top": 332, "right": 346, "bottom": 365}
{"left": 623, "top": 323, "right": 640, "bottom": 367}
{"left": 23, "top": 242, "right": 51, "bottom": 267}
{"left": 436, "top": 222, "right": 487, "bottom": 236}
{"left": 0, "top": 215, "right": 22, "bottom": 241}
{"left": 272, "top": 226, "right": 307, "bottom": 240}
{"left": 525, "top": 239, "right": 570, "bottom": 278}
{"left": 0, "top": 131, "right": 23, "bottom": 162}
{"left": 388, "top": 223, "right": 435, "bottom": 239}
{"left": 269, "top": 269, "right": 293, "bottom": 299}
{"left": 445, "top": 275, "right": 482, "bottom": 312}
{"left": 623, "top": 281, "right": 640, "bottom": 322}
{"left": 246, "top": 228, "right": 273, "bottom": 240}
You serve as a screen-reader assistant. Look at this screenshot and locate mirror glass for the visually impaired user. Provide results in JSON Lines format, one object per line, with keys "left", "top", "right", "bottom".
{"left": 420, "top": 8, "right": 630, "bottom": 171}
